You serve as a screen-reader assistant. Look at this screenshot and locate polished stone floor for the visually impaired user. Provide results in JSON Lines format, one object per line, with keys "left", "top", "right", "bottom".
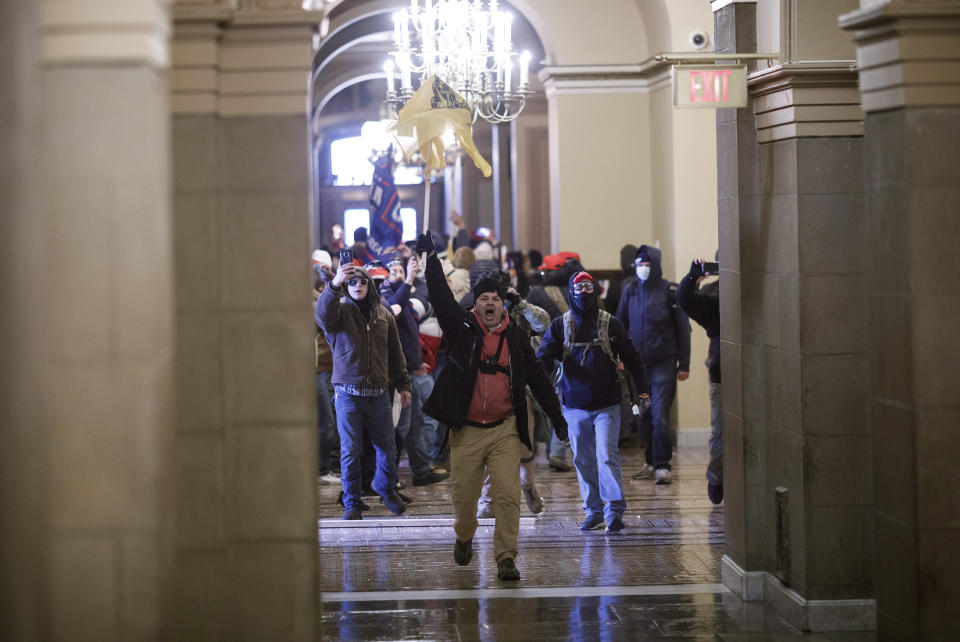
{"left": 318, "top": 433, "right": 877, "bottom": 641}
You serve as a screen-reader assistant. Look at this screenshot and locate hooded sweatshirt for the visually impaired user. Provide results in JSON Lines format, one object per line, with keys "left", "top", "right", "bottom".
{"left": 537, "top": 272, "right": 649, "bottom": 410}
{"left": 615, "top": 245, "right": 691, "bottom": 371}
{"left": 379, "top": 278, "right": 424, "bottom": 370}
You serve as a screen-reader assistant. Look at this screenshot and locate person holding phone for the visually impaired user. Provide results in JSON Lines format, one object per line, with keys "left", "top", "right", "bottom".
{"left": 315, "top": 259, "right": 412, "bottom": 520}
{"left": 677, "top": 256, "right": 722, "bottom": 504}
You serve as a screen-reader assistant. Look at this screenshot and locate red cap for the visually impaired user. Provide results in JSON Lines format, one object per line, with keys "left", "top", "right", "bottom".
{"left": 538, "top": 254, "right": 564, "bottom": 271}
{"left": 572, "top": 271, "right": 594, "bottom": 284}
{"left": 366, "top": 266, "right": 389, "bottom": 279}
{"left": 558, "top": 251, "right": 581, "bottom": 262}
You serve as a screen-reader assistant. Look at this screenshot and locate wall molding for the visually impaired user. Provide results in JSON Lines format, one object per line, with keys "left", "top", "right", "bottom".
{"left": 171, "top": 6, "right": 323, "bottom": 116}
{"left": 748, "top": 61, "right": 862, "bottom": 143}
{"left": 540, "top": 60, "right": 674, "bottom": 98}
{"left": 722, "top": 555, "right": 877, "bottom": 632}
{"left": 840, "top": 2, "right": 960, "bottom": 112}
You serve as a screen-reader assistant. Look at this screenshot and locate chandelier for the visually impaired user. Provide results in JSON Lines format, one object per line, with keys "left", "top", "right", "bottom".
{"left": 384, "top": 0, "right": 532, "bottom": 124}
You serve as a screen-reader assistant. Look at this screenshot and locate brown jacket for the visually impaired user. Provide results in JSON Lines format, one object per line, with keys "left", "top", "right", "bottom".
{"left": 314, "top": 272, "right": 410, "bottom": 392}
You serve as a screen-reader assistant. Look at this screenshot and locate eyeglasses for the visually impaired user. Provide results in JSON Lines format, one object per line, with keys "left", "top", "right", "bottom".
{"left": 347, "top": 278, "right": 369, "bottom": 287}
{"left": 572, "top": 282, "right": 595, "bottom": 293}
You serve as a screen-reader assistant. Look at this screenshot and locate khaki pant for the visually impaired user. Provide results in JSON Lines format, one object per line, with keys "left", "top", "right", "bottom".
{"left": 450, "top": 417, "right": 521, "bottom": 563}
{"left": 479, "top": 402, "right": 537, "bottom": 505}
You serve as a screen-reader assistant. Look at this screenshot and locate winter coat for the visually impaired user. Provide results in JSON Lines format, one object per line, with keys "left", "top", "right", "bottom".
{"left": 615, "top": 245, "right": 691, "bottom": 371}
{"left": 421, "top": 254, "right": 565, "bottom": 451}
{"left": 380, "top": 279, "right": 423, "bottom": 371}
{"left": 538, "top": 272, "right": 650, "bottom": 411}
{"left": 314, "top": 270, "right": 411, "bottom": 392}
{"left": 678, "top": 275, "right": 720, "bottom": 383}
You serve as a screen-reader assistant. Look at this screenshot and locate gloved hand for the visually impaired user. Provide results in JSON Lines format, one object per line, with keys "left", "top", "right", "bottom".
{"left": 636, "top": 393, "right": 652, "bottom": 412}
{"left": 415, "top": 233, "right": 435, "bottom": 257}
{"left": 553, "top": 415, "right": 568, "bottom": 442}
{"left": 686, "top": 259, "right": 704, "bottom": 281}
{"left": 503, "top": 288, "right": 521, "bottom": 307}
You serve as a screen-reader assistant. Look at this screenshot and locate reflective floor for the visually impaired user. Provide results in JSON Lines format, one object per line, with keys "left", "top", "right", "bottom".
{"left": 318, "top": 434, "right": 876, "bottom": 640}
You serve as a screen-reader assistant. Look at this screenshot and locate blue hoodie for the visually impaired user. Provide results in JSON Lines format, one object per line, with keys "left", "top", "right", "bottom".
{"left": 379, "top": 278, "right": 423, "bottom": 371}
{"left": 537, "top": 272, "right": 649, "bottom": 410}
{"left": 615, "top": 245, "right": 691, "bottom": 371}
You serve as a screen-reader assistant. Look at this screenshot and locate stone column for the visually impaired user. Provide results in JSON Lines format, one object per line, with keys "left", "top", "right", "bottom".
{"left": 841, "top": 3, "right": 960, "bottom": 639}
{"left": 0, "top": 1, "right": 44, "bottom": 640}
{"left": 37, "top": 1, "right": 173, "bottom": 640}
{"left": 717, "top": 0, "right": 875, "bottom": 631}
{"left": 170, "top": 5, "right": 319, "bottom": 639}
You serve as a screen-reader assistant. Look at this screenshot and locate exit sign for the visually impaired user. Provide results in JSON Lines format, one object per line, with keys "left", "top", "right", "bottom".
{"left": 673, "top": 64, "right": 748, "bottom": 109}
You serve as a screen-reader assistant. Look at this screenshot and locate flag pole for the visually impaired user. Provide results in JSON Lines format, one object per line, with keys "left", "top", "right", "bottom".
{"left": 420, "top": 169, "right": 431, "bottom": 268}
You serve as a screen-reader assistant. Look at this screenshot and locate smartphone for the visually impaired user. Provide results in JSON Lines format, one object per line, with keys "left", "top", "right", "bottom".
{"left": 340, "top": 249, "right": 353, "bottom": 266}
{"left": 476, "top": 226, "right": 491, "bottom": 238}
{"left": 702, "top": 261, "right": 719, "bottom": 275}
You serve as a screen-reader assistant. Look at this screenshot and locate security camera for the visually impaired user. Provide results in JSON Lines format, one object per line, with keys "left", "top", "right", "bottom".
{"left": 689, "top": 31, "right": 709, "bottom": 50}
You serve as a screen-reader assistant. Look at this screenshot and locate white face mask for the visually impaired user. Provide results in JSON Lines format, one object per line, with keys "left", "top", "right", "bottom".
{"left": 636, "top": 265, "right": 651, "bottom": 281}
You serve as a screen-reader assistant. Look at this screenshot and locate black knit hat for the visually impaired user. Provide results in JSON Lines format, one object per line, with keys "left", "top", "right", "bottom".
{"left": 635, "top": 246, "right": 652, "bottom": 264}
{"left": 472, "top": 276, "right": 507, "bottom": 301}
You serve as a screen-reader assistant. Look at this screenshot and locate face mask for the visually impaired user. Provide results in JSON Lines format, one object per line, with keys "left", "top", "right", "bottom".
{"left": 573, "top": 291, "right": 596, "bottom": 310}
{"left": 636, "top": 265, "right": 651, "bottom": 281}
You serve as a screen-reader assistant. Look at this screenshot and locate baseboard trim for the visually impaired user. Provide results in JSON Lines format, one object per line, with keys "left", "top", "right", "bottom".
{"left": 721, "top": 555, "right": 877, "bottom": 631}
{"left": 676, "top": 427, "right": 710, "bottom": 448}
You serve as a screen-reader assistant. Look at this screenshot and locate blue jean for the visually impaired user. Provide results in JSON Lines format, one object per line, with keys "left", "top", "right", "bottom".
{"left": 640, "top": 360, "right": 677, "bottom": 470}
{"left": 316, "top": 372, "right": 336, "bottom": 474}
{"left": 707, "top": 381, "right": 723, "bottom": 485}
{"left": 563, "top": 404, "right": 625, "bottom": 522}
{"left": 412, "top": 373, "right": 439, "bottom": 466}
{"left": 335, "top": 391, "right": 397, "bottom": 510}
{"left": 395, "top": 372, "right": 436, "bottom": 478}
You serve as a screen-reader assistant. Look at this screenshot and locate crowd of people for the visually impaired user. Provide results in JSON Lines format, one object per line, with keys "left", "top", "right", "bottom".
{"left": 312, "top": 212, "right": 722, "bottom": 580}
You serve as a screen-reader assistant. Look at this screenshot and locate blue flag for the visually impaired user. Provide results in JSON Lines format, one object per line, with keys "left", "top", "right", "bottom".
{"left": 369, "top": 147, "right": 403, "bottom": 251}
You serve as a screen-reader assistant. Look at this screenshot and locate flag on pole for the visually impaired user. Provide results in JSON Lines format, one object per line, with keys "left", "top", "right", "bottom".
{"left": 390, "top": 76, "right": 492, "bottom": 178}
{"left": 369, "top": 146, "right": 403, "bottom": 250}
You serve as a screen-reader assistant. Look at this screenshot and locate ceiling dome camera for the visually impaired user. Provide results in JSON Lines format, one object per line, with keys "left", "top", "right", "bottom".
{"left": 690, "top": 31, "right": 709, "bottom": 50}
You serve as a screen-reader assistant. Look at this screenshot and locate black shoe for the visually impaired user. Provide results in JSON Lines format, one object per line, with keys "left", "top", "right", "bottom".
{"left": 397, "top": 490, "right": 414, "bottom": 505}
{"left": 579, "top": 514, "right": 605, "bottom": 531}
{"left": 381, "top": 492, "right": 407, "bottom": 515}
{"left": 337, "top": 492, "right": 370, "bottom": 511}
{"left": 605, "top": 515, "right": 625, "bottom": 533}
{"left": 454, "top": 539, "right": 473, "bottom": 566}
{"left": 496, "top": 557, "right": 521, "bottom": 581}
{"left": 341, "top": 508, "right": 362, "bottom": 520}
{"left": 413, "top": 469, "right": 450, "bottom": 486}
{"left": 708, "top": 483, "right": 724, "bottom": 505}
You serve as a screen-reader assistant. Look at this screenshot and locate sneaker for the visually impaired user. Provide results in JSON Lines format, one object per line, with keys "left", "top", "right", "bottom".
{"left": 454, "top": 539, "right": 473, "bottom": 566}
{"left": 522, "top": 485, "right": 544, "bottom": 514}
{"left": 318, "top": 472, "right": 340, "bottom": 484}
{"left": 412, "top": 469, "right": 450, "bottom": 486}
{"left": 605, "top": 515, "right": 625, "bottom": 533}
{"left": 476, "top": 504, "right": 494, "bottom": 519}
{"left": 381, "top": 492, "right": 407, "bottom": 515}
{"left": 655, "top": 468, "right": 672, "bottom": 485}
{"left": 579, "top": 513, "right": 605, "bottom": 531}
{"left": 708, "top": 482, "right": 724, "bottom": 505}
{"left": 496, "top": 557, "right": 521, "bottom": 581}
{"left": 341, "top": 508, "right": 362, "bottom": 520}
{"left": 548, "top": 456, "right": 574, "bottom": 472}
{"left": 632, "top": 464, "right": 655, "bottom": 480}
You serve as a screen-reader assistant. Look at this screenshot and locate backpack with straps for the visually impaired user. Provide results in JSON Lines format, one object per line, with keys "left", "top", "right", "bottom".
{"left": 557, "top": 310, "right": 623, "bottom": 385}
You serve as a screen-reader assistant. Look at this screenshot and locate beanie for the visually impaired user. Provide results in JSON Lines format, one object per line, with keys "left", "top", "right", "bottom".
{"left": 472, "top": 276, "right": 507, "bottom": 301}
{"left": 635, "top": 246, "right": 652, "bottom": 264}
{"left": 311, "top": 249, "right": 332, "bottom": 268}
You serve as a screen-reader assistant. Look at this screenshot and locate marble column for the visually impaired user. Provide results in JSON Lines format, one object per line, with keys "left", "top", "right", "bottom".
{"left": 842, "top": 3, "right": 960, "bottom": 639}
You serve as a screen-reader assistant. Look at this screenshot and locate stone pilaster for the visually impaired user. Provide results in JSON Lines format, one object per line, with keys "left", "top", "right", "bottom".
{"left": 170, "top": 6, "right": 320, "bottom": 640}
{"left": 36, "top": 1, "right": 173, "bottom": 640}
{"left": 841, "top": 3, "right": 960, "bottom": 639}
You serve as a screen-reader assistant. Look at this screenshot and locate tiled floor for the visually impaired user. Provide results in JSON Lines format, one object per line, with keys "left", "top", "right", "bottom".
{"left": 319, "top": 436, "right": 877, "bottom": 640}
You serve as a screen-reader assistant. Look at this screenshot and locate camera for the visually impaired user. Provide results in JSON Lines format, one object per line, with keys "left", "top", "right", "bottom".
{"left": 339, "top": 248, "right": 353, "bottom": 266}
{"left": 689, "top": 30, "right": 709, "bottom": 50}
{"left": 702, "top": 262, "right": 719, "bottom": 275}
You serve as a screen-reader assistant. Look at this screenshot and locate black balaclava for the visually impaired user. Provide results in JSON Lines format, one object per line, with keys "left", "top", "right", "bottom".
{"left": 620, "top": 244, "right": 638, "bottom": 276}
{"left": 345, "top": 267, "right": 375, "bottom": 321}
{"left": 569, "top": 270, "right": 598, "bottom": 324}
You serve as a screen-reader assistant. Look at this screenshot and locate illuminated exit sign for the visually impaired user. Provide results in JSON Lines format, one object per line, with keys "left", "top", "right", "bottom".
{"left": 672, "top": 64, "right": 748, "bottom": 109}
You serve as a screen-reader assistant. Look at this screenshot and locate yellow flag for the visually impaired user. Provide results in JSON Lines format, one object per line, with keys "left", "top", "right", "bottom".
{"left": 390, "top": 76, "right": 492, "bottom": 178}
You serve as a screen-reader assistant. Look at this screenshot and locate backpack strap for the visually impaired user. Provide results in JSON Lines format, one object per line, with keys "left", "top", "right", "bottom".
{"left": 559, "top": 310, "right": 623, "bottom": 382}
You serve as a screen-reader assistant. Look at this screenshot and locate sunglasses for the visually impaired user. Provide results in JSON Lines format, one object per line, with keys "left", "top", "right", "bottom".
{"left": 347, "top": 278, "right": 369, "bottom": 287}
{"left": 572, "top": 282, "right": 595, "bottom": 293}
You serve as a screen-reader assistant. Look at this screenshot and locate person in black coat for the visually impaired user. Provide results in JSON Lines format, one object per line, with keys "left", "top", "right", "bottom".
{"left": 416, "top": 233, "right": 567, "bottom": 582}
{"left": 677, "top": 258, "right": 722, "bottom": 504}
